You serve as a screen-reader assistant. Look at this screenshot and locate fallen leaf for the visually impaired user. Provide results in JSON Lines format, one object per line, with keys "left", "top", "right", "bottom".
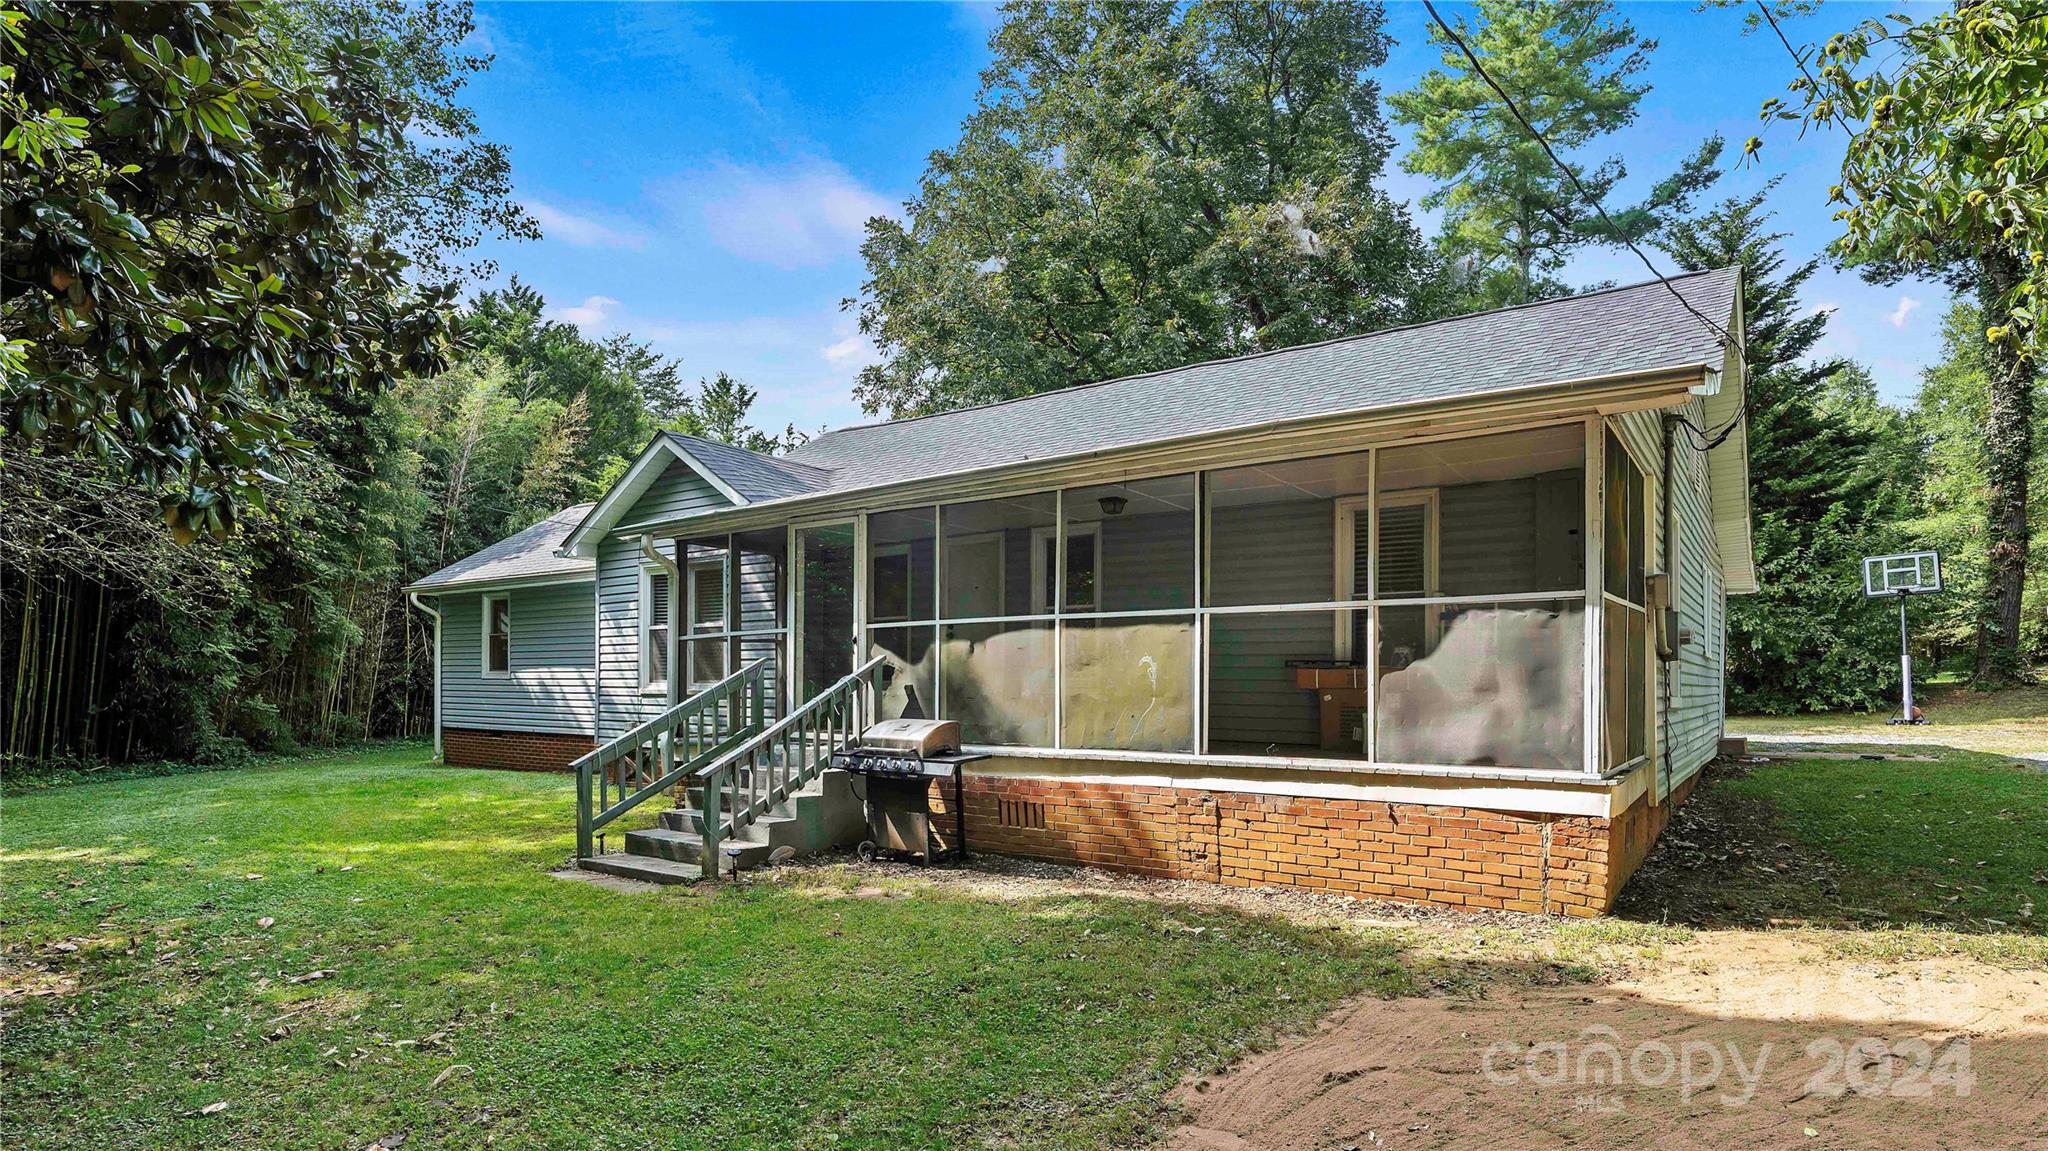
{"left": 50, "top": 941, "right": 78, "bottom": 953}
{"left": 431, "top": 1064, "right": 474, "bottom": 1088}
{"left": 198, "top": 1101, "right": 229, "bottom": 1117}
{"left": 1804, "top": 1127, "right": 1819, "bottom": 1138}
{"left": 365, "top": 1133, "right": 407, "bottom": 1150}
{"left": 287, "top": 969, "right": 332, "bottom": 984}
{"left": 258, "top": 917, "right": 275, "bottom": 928}
{"left": 245, "top": 874, "right": 264, "bottom": 881}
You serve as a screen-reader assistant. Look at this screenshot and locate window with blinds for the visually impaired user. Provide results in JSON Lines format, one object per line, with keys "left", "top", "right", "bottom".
{"left": 643, "top": 569, "right": 671, "bottom": 690}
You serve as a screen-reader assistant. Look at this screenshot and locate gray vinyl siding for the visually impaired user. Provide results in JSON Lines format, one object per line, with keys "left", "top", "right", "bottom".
{"left": 1613, "top": 404, "right": 1727, "bottom": 796}
{"left": 1206, "top": 501, "right": 1332, "bottom": 748}
{"left": 597, "top": 462, "right": 736, "bottom": 739}
{"left": 437, "top": 581, "right": 596, "bottom": 737}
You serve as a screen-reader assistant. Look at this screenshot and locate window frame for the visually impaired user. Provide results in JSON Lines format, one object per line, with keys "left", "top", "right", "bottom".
{"left": 1031, "top": 522, "right": 1101, "bottom": 614}
{"left": 639, "top": 565, "right": 674, "bottom": 696}
{"left": 481, "top": 592, "right": 511, "bottom": 678}
{"left": 685, "top": 553, "right": 731, "bottom": 691}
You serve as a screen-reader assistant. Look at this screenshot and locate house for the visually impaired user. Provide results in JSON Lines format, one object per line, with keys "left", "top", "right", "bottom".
{"left": 406, "top": 268, "right": 1754, "bottom": 916}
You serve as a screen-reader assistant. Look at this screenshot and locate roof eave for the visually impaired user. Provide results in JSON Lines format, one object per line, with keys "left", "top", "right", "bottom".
{"left": 404, "top": 570, "right": 595, "bottom": 596}
{"left": 617, "top": 359, "right": 1717, "bottom": 538}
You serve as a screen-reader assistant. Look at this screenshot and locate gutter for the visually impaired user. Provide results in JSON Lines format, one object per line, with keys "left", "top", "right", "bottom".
{"left": 407, "top": 592, "right": 443, "bottom": 761}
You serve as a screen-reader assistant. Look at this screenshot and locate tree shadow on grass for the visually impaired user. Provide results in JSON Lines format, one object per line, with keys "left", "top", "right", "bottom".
{"left": 1612, "top": 756, "right": 2045, "bottom": 946}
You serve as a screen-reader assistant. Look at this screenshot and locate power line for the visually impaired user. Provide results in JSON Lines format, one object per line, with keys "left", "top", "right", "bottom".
{"left": 1418, "top": 0, "right": 1749, "bottom": 452}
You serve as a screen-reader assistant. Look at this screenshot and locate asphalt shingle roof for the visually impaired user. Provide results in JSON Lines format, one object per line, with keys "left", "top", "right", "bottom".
{"left": 677, "top": 268, "right": 1739, "bottom": 513}
{"left": 661, "top": 432, "right": 834, "bottom": 501}
{"left": 409, "top": 503, "right": 595, "bottom": 591}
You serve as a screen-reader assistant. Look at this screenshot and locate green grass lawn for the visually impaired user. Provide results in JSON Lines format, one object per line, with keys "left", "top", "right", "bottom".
{"left": 1730, "top": 682, "right": 2048, "bottom": 758}
{"left": 0, "top": 745, "right": 1413, "bottom": 1151}
{"left": 1616, "top": 746, "right": 2047, "bottom": 965}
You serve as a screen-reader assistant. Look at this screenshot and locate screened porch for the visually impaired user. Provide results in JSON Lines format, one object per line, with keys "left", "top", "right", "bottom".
{"left": 655, "top": 418, "right": 1654, "bottom": 778}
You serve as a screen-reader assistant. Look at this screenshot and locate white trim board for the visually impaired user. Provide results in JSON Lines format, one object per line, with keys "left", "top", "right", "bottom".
{"left": 965, "top": 753, "right": 1652, "bottom": 818}
{"left": 562, "top": 435, "right": 746, "bottom": 558}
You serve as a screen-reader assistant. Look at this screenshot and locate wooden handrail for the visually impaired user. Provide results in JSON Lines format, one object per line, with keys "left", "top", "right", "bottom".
{"left": 697, "top": 655, "right": 885, "bottom": 875}
{"left": 574, "top": 661, "right": 767, "bottom": 860}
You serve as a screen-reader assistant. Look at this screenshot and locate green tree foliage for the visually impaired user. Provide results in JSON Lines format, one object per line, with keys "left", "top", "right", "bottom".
{"left": 263, "top": 0, "right": 540, "bottom": 283}
{"left": 1, "top": 2, "right": 458, "bottom": 537}
{"left": 1906, "top": 303, "right": 2048, "bottom": 673}
{"left": 1390, "top": 0, "right": 1722, "bottom": 309}
{"left": 852, "top": 0, "right": 1437, "bottom": 418}
{"left": 1753, "top": 0, "right": 2043, "bottom": 683}
{"left": 1661, "top": 190, "right": 1918, "bottom": 712}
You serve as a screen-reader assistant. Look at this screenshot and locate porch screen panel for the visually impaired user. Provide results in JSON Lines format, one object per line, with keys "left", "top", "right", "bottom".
{"left": 1367, "top": 426, "right": 1589, "bottom": 771}
{"left": 1602, "top": 431, "right": 1650, "bottom": 767}
{"left": 1375, "top": 600, "right": 1584, "bottom": 771}
{"left": 869, "top": 507, "right": 936, "bottom": 624}
{"left": 1052, "top": 474, "right": 1196, "bottom": 754}
{"left": 941, "top": 621, "right": 1053, "bottom": 745}
{"left": 1207, "top": 611, "right": 1349, "bottom": 755}
{"left": 796, "top": 523, "right": 857, "bottom": 701}
{"left": 1061, "top": 616, "right": 1194, "bottom": 752}
{"left": 933, "top": 493, "right": 1058, "bottom": 743}
{"left": 1062, "top": 475, "right": 1195, "bottom": 612}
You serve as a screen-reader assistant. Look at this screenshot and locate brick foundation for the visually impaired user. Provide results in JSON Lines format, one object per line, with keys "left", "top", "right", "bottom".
{"left": 442, "top": 727, "right": 595, "bottom": 773}
{"left": 926, "top": 768, "right": 1697, "bottom": 916}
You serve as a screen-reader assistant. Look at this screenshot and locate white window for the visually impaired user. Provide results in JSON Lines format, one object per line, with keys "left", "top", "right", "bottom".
{"left": 870, "top": 543, "right": 913, "bottom": 622}
{"left": 686, "top": 556, "right": 728, "bottom": 688}
{"left": 1030, "top": 523, "right": 1099, "bottom": 613}
{"left": 482, "top": 593, "right": 510, "bottom": 677}
{"left": 640, "top": 568, "right": 673, "bottom": 694}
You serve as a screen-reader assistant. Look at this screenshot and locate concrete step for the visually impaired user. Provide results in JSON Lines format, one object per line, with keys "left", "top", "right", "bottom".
{"left": 577, "top": 852, "right": 702, "bottom": 885}
{"left": 625, "top": 826, "right": 783, "bottom": 871}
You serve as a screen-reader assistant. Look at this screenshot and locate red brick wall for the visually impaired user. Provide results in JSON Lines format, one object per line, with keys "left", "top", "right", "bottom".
{"left": 442, "top": 727, "right": 594, "bottom": 773}
{"left": 927, "top": 769, "right": 1697, "bottom": 916}
{"left": 1605, "top": 769, "right": 1700, "bottom": 892}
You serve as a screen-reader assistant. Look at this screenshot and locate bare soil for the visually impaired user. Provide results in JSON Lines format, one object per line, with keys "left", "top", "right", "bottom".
{"left": 1165, "top": 940, "right": 2048, "bottom": 1151}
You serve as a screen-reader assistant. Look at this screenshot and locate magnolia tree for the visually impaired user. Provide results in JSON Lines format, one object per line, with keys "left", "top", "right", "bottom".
{"left": 2, "top": 3, "right": 457, "bottom": 541}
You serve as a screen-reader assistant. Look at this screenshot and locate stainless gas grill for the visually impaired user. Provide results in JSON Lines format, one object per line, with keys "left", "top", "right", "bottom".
{"left": 832, "top": 719, "right": 986, "bottom": 864}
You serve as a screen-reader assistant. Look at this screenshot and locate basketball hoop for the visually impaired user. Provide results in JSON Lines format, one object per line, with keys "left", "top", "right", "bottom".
{"left": 1862, "top": 551, "right": 1942, "bottom": 725}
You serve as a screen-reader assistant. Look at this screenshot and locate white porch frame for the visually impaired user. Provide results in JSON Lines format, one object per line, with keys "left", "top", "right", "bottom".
{"left": 637, "top": 402, "right": 1681, "bottom": 783}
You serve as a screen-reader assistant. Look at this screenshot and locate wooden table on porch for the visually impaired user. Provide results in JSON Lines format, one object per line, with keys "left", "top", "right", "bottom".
{"left": 1291, "top": 663, "right": 1369, "bottom": 751}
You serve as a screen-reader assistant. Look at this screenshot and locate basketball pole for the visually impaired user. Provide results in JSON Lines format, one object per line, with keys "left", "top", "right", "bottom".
{"left": 1896, "top": 589, "right": 1914, "bottom": 725}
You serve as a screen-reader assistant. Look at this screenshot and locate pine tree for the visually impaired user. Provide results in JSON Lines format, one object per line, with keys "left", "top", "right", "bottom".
{"left": 1390, "top": 0, "right": 1720, "bottom": 310}
{"left": 1661, "top": 189, "right": 1917, "bottom": 712}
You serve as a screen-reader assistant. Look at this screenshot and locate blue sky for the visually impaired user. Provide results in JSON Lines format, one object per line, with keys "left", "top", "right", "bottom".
{"left": 460, "top": 1, "right": 1950, "bottom": 434}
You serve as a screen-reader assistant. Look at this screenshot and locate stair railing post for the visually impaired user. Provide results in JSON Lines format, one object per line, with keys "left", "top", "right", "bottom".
{"left": 700, "top": 766, "right": 722, "bottom": 874}
{"left": 576, "top": 755, "right": 594, "bottom": 860}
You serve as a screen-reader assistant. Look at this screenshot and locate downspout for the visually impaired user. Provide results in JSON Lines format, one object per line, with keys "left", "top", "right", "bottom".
{"left": 408, "top": 592, "right": 443, "bottom": 761}
{"left": 1659, "top": 416, "right": 1682, "bottom": 799}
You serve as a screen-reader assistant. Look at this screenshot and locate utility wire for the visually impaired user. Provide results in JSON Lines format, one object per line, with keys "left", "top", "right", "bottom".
{"left": 1419, "top": 0, "right": 1749, "bottom": 452}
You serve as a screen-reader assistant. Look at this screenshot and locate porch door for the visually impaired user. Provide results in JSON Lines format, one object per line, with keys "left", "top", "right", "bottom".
{"left": 794, "top": 522, "right": 858, "bottom": 703}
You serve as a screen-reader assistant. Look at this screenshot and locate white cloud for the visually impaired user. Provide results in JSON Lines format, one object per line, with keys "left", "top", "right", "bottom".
{"left": 821, "top": 333, "right": 879, "bottom": 371}
{"left": 524, "top": 200, "right": 648, "bottom": 250}
{"left": 661, "top": 160, "right": 895, "bottom": 268}
{"left": 1888, "top": 295, "right": 1922, "bottom": 328}
{"left": 552, "top": 295, "right": 621, "bottom": 333}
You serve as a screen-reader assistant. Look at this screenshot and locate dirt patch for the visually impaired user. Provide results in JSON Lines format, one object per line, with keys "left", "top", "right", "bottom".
{"left": 1167, "top": 933, "right": 2048, "bottom": 1150}
{"left": 1614, "top": 760, "right": 1851, "bottom": 930}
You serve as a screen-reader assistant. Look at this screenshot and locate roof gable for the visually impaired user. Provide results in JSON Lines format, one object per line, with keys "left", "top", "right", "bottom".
{"left": 408, "top": 503, "right": 595, "bottom": 592}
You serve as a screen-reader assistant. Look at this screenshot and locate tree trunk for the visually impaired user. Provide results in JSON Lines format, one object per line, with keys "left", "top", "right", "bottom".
{"left": 1973, "top": 248, "right": 2038, "bottom": 685}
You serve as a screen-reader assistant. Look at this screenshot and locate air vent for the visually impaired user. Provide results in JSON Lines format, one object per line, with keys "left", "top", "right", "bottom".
{"left": 998, "top": 799, "right": 1045, "bottom": 830}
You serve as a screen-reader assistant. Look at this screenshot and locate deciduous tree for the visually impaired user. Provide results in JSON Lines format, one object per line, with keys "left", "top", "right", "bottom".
{"left": 852, "top": 0, "right": 1436, "bottom": 418}
{"left": 1753, "top": 0, "right": 2044, "bottom": 683}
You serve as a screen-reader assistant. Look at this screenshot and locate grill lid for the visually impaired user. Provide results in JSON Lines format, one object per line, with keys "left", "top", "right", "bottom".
{"left": 858, "top": 718, "right": 961, "bottom": 757}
